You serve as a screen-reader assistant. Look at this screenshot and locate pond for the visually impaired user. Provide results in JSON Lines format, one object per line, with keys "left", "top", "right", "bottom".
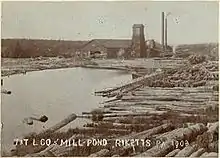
{"left": 1, "top": 67, "right": 132, "bottom": 152}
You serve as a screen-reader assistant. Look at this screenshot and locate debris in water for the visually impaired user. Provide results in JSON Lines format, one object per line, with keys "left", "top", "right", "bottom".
{"left": 39, "top": 115, "right": 48, "bottom": 123}
{"left": 23, "top": 118, "right": 34, "bottom": 125}
{"left": 1, "top": 89, "right": 12, "bottom": 94}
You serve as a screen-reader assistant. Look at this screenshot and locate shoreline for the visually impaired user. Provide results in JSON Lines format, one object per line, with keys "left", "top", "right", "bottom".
{"left": 1, "top": 65, "right": 82, "bottom": 77}
{"left": 1, "top": 65, "right": 130, "bottom": 78}
{"left": 1, "top": 57, "right": 134, "bottom": 78}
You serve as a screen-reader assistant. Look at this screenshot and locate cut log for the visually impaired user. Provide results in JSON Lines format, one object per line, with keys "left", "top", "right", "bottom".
{"left": 26, "top": 134, "right": 84, "bottom": 157}
{"left": 112, "top": 154, "right": 120, "bottom": 157}
{"left": 38, "top": 113, "right": 77, "bottom": 135}
{"left": 95, "top": 71, "right": 164, "bottom": 98}
{"left": 136, "top": 140, "right": 174, "bottom": 157}
{"left": 205, "top": 152, "right": 218, "bottom": 157}
{"left": 207, "top": 122, "right": 218, "bottom": 134}
{"left": 26, "top": 144, "right": 56, "bottom": 157}
{"left": 120, "top": 123, "right": 174, "bottom": 140}
{"left": 174, "top": 144, "right": 197, "bottom": 157}
{"left": 137, "top": 124, "right": 207, "bottom": 157}
{"left": 103, "top": 115, "right": 163, "bottom": 124}
{"left": 192, "top": 80, "right": 206, "bottom": 87}
{"left": 196, "top": 122, "right": 218, "bottom": 150}
{"left": 165, "top": 149, "right": 181, "bottom": 157}
{"left": 76, "top": 127, "right": 130, "bottom": 135}
{"left": 89, "top": 149, "right": 110, "bottom": 157}
{"left": 84, "top": 122, "right": 148, "bottom": 130}
{"left": 200, "top": 152, "right": 209, "bottom": 157}
{"left": 208, "top": 141, "right": 218, "bottom": 153}
{"left": 109, "top": 124, "right": 174, "bottom": 156}
{"left": 190, "top": 148, "right": 206, "bottom": 157}
{"left": 156, "top": 123, "right": 208, "bottom": 142}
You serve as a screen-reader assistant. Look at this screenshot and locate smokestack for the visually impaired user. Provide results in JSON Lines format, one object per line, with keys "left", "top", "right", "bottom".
{"left": 164, "top": 15, "right": 168, "bottom": 51}
{"left": 161, "top": 12, "right": 165, "bottom": 51}
{"left": 131, "top": 24, "right": 146, "bottom": 58}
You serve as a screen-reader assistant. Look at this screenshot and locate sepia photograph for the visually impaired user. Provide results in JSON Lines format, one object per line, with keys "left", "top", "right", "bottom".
{"left": 1, "top": 1, "right": 219, "bottom": 157}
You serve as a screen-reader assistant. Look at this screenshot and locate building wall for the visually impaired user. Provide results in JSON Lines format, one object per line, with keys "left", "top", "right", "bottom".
{"left": 106, "top": 48, "right": 131, "bottom": 59}
{"left": 106, "top": 48, "right": 120, "bottom": 58}
{"left": 80, "top": 40, "right": 107, "bottom": 57}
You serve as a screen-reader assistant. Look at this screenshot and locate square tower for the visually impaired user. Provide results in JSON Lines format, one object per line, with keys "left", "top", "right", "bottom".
{"left": 131, "top": 24, "right": 146, "bottom": 58}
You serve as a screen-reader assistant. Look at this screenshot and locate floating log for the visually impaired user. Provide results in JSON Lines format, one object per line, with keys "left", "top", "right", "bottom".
{"left": 89, "top": 149, "right": 110, "bottom": 157}
{"left": 174, "top": 144, "right": 197, "bottom": 157}
{"left": 37, "top": 113, "right": 77, "bottom": 136}
{"left": 23, "top": 118, "right": 34, "bottom": 125}
{"left": 95, "top": 71, "right": 164, "bottom": 97}
{"left": 166, "top": 149, "right": 181, "bottom": 157}
{"left": 190, "top": 148, "right": 206, "bottom": 157}
{"left": 23, "top": 115, "right": 48, "bottom": 125}
{"left": 1, "top": 89, "right": 12, "bottom": 94}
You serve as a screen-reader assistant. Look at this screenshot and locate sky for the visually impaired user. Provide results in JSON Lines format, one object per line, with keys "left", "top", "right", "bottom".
{"left": 1, "top": 1, "right": 219, "bottom": 45}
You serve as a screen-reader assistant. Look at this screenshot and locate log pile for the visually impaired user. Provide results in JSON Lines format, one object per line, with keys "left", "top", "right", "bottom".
{"left": 187, "top": 54, "right": 206, "bottom": 65}
{"left": 95, "top": 58, "right": 218, "bottom": 98}
{"left": 149, "top": 61, "right": 218, "bottom": 88}
{"left": 11, "top": 57, "right": 218, "bottom": 157}
{"left": 95, "top": 71, "right": 164, "bottom": 98}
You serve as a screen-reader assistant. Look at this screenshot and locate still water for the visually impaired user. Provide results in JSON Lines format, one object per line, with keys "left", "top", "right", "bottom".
{"left": 1, "top": 68, "right": 131, "bottom": 151}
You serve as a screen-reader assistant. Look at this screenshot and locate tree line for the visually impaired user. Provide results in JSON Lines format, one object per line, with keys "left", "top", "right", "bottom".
{"left": 1, "top": 39, "right": 88, "bottom": 58}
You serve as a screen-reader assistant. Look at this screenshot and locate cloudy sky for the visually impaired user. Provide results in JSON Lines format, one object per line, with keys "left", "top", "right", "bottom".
{"left": 1, "top": 1, "right": 219, "bottom": 45}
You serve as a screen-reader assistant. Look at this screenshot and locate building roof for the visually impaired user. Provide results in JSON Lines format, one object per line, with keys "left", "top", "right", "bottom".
{"left": 103, "top": 39, "right": 132, "bottom": 48}
{"left": 81, "top": 39, "right": 132, "bottom": 50}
